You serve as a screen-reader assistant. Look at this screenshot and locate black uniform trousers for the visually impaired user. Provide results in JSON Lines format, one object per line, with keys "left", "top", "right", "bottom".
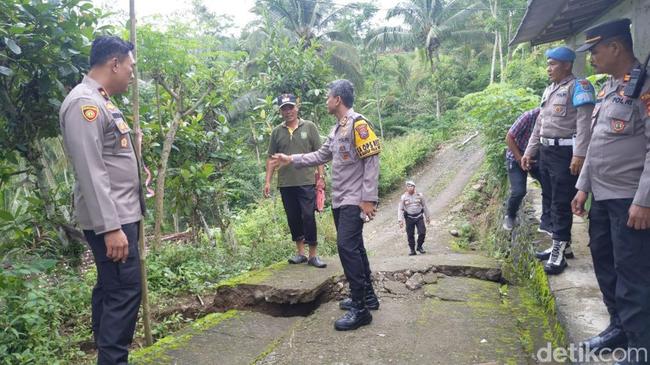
{"left": 84, "top": 222, "right": 142, "bottom": 365}
{"left": 279, "top": 185, "right": 318, "bottom": 245}
{"left": 333, "top": 205, "right": 372, "bottom": 302}
{"left": 506, "top": 159, "right": 552, "bottom": 230}
{"left": 589, "top": 198, "right": 650, "bottom": 352}
{"left": 405, "top": 215, "right": 426, "bottom": 249}
{"left": 539, "top": 145, "right": 577, "bottom": 242}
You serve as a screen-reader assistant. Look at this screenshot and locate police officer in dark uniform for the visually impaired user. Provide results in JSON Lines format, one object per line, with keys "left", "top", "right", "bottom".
{"left": 272, "top": 79, "right": 381, "bottom": 331}
{"left": 572, "top": 19, "right": 650, "bottom": 364}
{"left": 521, "top": 46, "right": 596, "bottom": 275}
{"left": 60, "top": 36, "right": 145, "bottom": 365}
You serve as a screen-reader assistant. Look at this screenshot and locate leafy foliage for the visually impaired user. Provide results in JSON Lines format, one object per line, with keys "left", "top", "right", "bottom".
{"left": 459, "top": 83, "right": 540, "bottom": 183}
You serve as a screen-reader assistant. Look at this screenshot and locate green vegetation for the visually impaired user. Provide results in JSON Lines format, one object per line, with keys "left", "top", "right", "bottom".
{"left": 0, "top": 0, "right": 549, "bottom": 363}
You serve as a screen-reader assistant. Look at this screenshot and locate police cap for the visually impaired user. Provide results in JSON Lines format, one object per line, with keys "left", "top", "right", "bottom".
{"left": 576, "top": 18, "right": 632, "bottom": 52}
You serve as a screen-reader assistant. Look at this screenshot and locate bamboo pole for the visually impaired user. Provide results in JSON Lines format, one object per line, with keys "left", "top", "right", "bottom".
{"left": 129, "top": 0, "right": 153, "bottom": 346}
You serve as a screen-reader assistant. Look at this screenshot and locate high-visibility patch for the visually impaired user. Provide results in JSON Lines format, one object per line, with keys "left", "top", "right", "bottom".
{"left": 81, "top": 105, "right": 99, "bottom": 122}
{"left": 611, "top": 119, "right": 626, "bottom": 133}
{"left": 353, "top": 119, "right": 381, "bottom": 158}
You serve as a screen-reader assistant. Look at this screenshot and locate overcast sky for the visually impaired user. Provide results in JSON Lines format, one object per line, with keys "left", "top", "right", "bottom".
{"left": 96, "top": 0, "right": 399, "bottom": 35}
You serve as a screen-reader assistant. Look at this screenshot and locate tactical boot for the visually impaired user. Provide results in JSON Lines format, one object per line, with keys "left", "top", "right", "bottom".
{"left": 544, "top": 240, "right": 568, "bottom": 275}
{"left": 409, "top": 246, "right": 417, "bottom": 256}
{"left": 536, "top": 242, "right": 574, "bottom": 260}
{"left": 417, "top": 246, "right": 426, "bottom": 254}
{"left": 340, "top": 284, "right": 379, "bottom": 311}
{"left": 334, "top": 300, "right": 372, "bottom": 331}
{"left": 580, "top": 324, "right": 627, "bottom": 352}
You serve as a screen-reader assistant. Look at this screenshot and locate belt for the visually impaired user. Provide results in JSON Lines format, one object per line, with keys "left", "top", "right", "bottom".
{"left": 540, "top": 136, "right": 573, "bottom": 147}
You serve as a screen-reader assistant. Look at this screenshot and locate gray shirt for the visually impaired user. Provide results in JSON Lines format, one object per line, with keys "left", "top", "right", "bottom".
{"left": 525, "top": 75, "right": 595, "bottom": 157}
{"left": 59, "top": 76, "right": 144, "bottom": 234}
{"left": 397, "top": 192, "right": 430, "bottom": 221}
{"left": 293, "top": 109, "right": 380, "bottom": 208}
{"left": 576, "top": 62, "right": 650, "bottom": 207}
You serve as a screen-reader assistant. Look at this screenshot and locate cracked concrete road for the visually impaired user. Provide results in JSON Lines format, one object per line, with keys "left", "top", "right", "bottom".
{"left": 134, "top": 135, "right": 557, "bottom": 365}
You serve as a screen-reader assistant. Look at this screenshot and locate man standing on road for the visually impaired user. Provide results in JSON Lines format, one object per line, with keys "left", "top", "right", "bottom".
{"left": 59, "top": 36, "right": 145, "bottom": 365}
{"left": 264, "top": 93, "right": 327, "bottom": 268}
{"left": 521, "top": 46, "right": 596, "bottom": 275}
{"left": 503, "top": 108, "right": 554, "bottom": 238}
{"left": 397, "top": 180, "right": 430, "bottom": 256}
{"left": 572, "top": 19, "right": 650, "bottom": 363}
{"left": 272, "top": 79, "right": 381, "bottom": 331}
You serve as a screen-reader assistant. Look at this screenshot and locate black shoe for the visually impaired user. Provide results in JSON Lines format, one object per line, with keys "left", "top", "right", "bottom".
{"left": 288, "top": 254, "right": 307, "bottom": 264}
{"left": 417, "top": 246, "right": 426, "bottom": 254}
{"left": 409, "top": 249, "right": 417, "bottom": 256}
{"left": 307, "top": 256, "right": 327, "bottom": 268}
{"left": 340, "top": 285, "right": 380, "bottom": 311}
{"left": 334, "top": 301, "right": 372, "bottom": 331}
{"left": 536, "top": 244, "right": 575, "bottom": 260}
{"left": 581, "top": 326, "right": 627, "bottom": 351}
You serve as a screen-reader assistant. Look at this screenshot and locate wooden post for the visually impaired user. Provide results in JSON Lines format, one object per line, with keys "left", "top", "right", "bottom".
{"left": 129, "top": 0, "right": 153, "bottom": 347}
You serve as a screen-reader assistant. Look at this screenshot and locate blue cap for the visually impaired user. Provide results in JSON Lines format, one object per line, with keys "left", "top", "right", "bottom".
{"left": 545, "top": 47, "right": 576, "bottom": 62}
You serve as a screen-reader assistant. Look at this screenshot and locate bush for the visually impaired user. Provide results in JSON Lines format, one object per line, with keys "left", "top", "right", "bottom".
{"left": 459, "top": 83, "right": 539, "bottom": 183}
{"left": 0, "top": 259, "right": 92, "bottom": 365}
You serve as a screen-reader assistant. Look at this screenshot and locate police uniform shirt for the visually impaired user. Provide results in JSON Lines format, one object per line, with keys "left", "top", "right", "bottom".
{"left": 397, "top": 192, "right": 430, "bottom": 221}
{"left": 576, "top": 62, "right": 650, "bottom": 206}
{"left": 293, "top": 109, "right": 381, "bottom": 208}
{"left": 59, "top": 76, "right": 143, "bottom": 234}
{"left": 525, "top": 75, "right": 596, "bottom": 157}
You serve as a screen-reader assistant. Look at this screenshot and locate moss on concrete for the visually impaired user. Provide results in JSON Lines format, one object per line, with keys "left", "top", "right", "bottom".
{"left": 130, "top": 310, "right": 239, "bottom": 365}
{"left": 215, "top": 262, "right": 288, "bottom": 288}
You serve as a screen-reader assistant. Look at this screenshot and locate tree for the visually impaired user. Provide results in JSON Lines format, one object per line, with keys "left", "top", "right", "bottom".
{"left": 0, "top": 0, "right": 105, "bottom": 249}
{"left": 250, "top": 0, "right": 365, "bottom": 87}
{"left": 367, "top": 0, "right": 486, "bottom": 71}
{"left": 366, "top": 0, "right": 488, "bottom": 117}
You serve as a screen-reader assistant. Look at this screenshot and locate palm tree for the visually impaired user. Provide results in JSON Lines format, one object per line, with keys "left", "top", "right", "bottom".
{"left": 249, "top": 0, "right": 366, "bottom": 87}
{"left": 366, "top": 0, "right": 488, "bottom": 116}
{"left": 367, "top": 0, "right": 487, "bottom": 72}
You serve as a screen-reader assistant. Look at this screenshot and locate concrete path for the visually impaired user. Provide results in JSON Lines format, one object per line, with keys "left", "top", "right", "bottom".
{"left": 528, "top": 181, "right": 612, "bottom": 365}
{"left": 131, "top": 136, "right": 562, "bottom": 365}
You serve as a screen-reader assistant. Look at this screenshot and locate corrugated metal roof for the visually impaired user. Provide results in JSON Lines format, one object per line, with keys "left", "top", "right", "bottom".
{"left": 510, "top": 0, "right": 624, "bottom": 46}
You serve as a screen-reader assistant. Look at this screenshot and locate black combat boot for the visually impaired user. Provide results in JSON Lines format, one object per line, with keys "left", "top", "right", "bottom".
{"left": 416, "top": 244, "right": 426, "bottom": 254}
{"left": 334, "top": 299, "right": 372, "bottom": 331}
{"left": 580, "top": 323, "right": 627, "bottom": 352}
{"left": 409, "top": 244, "right": 416, "bottom": 256}
{"left": 340, "top": 284, "right": 379, "bottom": 310}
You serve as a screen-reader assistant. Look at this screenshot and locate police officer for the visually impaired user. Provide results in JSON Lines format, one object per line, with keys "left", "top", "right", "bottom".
{"left": 521, "top": 46, "right": 596, "bottom": 275}
{"left": 272, "top": 79, "right": 380, "bottom": 331}
{"left": 572, "top": 19, "right": 650, "bottom": 364}
{"left": 59, "top": 36, "right": 145, "bottom": 365}
{"left": 397, "top": 180, "right": 430, "bottom": 255}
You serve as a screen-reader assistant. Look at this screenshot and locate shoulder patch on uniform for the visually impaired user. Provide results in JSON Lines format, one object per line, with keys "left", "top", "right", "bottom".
{"left": 81, "top": 105, "right": 99, "bottom": 122}
{"left": 641, "top": 92, "right": 650, "bottom": 117}
{"left": 353, "top": 119, "right": 381, "bottom": 158}
{"left": 573, "top": 79, "right": 596, "bottom": 107}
